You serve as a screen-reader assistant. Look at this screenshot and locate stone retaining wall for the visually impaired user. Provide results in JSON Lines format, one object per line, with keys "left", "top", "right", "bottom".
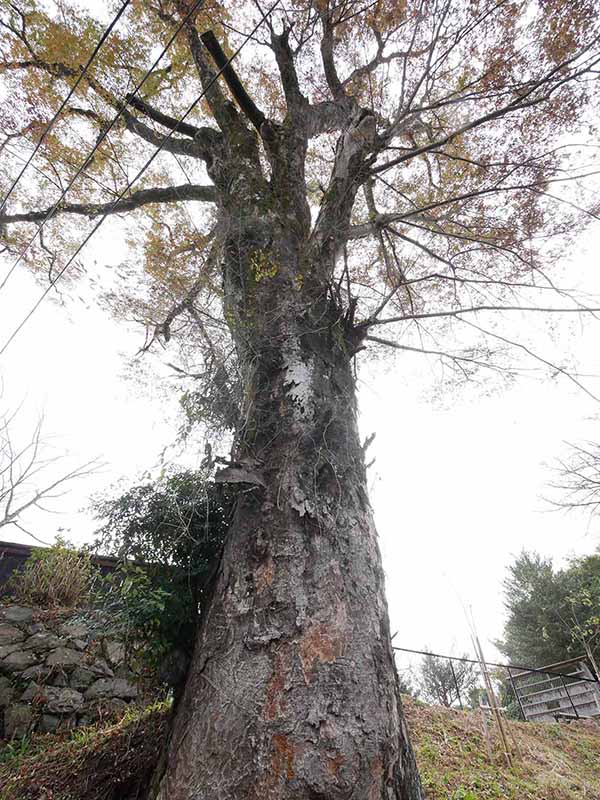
{"left": 0, "top": 604, "right": 141, "bottom": 739}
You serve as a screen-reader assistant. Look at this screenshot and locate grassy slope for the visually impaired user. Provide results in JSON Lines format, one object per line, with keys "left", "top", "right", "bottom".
{"left": 0, "top": 705, "right": 169, "bottom": 800}
{"left": 404, "top": 696, "right": 600, "bottom": 800}
{"left": 1, "top": 698, "right": 599, "bottom": 799}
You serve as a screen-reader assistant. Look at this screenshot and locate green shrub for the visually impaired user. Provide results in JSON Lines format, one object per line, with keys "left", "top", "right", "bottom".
{"left": 7, "top": 537, "right": 95, "bottom": 608}
{"left": 0, "top": 736, "right": 32, "bottom": 768}
{"left": 93, "top": 565, "right": 174, "bottom": 671}
{"left": 92, "top": 470, "right": 234, "bottom": 662}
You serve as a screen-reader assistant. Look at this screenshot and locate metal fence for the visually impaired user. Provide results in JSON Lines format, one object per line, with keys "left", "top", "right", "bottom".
{"left": 393, "top": 645, "right": 600, "bottom": 723}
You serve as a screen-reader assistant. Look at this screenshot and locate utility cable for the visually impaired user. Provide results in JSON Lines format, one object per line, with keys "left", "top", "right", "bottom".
{"left": 0, "top": 0, "right": 206, "bottom": 294}
{"left": 0, "top": 0, "right": 132, "bottom": 215}
{"left": 0, "top": 0, "right": 283, "bottom": 356}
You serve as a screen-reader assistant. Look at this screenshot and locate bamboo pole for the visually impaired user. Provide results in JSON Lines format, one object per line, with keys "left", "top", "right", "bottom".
{"left": 472, "top": 633, "right": 513, "bottom": 769}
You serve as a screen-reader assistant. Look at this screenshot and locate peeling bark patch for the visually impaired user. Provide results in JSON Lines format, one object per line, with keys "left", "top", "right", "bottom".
{"left": 299, "top": 621, "right": 344, "bottom": 682}
{"left": 264, "top": 652, "right": 286, "bottom": 720}
{"left": 290, "top": 486, "right": 316, "bottom": 518}
{"left": 327, "top": 751, "right": 344, "bottom": 778}
{"left": 369, "top": 758, "right": 384, "bottom": 800}
{"left": 283, "top": 355, "right": 314, "bottom": 421}
{"left": 255, "top": 555, "right": 275, "bottom": 594}
{"left": 272, "top": 733, "right": 295, "bottom": 781}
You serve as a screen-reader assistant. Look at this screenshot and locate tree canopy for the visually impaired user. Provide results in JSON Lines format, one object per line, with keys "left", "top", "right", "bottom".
{"left": 0, "top": 0, "right": 599, "bottom": 423}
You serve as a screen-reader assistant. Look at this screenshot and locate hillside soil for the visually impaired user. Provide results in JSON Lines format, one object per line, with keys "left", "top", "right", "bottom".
{"left": 0, "top": 696, "right": 598, "bottom": 799}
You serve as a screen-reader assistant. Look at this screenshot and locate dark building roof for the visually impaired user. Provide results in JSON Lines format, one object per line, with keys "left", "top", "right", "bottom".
{"left": 0, "top": 539, "right": 123, "bottom": 594}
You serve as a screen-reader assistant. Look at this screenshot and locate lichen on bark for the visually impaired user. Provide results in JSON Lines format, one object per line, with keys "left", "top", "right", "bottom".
{"left": 154, "top": 207, "right": 423, "bottom": 797}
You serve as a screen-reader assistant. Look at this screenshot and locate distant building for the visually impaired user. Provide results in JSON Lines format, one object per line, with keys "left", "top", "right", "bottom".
{"left": 0, "top": 539, "right": 123, "bottom": 595}
{"left": 512, "top": 657, "right": 600, "bottom": 722}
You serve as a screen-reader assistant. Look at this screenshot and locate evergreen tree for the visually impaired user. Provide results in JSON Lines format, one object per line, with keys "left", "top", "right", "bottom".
{"left": 497, "top": 550, "right": 600, "bottom": 671}
{"left": 416, "top": 650, "right": 479, "bottom": 708}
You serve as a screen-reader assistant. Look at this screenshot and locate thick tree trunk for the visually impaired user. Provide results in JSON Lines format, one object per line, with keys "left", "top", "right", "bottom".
{"left": 154, "top": 217, "right": 424, "bottom": 798}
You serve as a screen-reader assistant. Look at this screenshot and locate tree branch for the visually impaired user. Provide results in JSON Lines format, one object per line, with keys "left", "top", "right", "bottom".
{"left": 186, "top": 23, "right": 241, "bottom": 133}
{"left": 364, "top": 334, "right": 505, "bottom": 373}
{"left": 121, "top": 110, "right": 219, "bottom": 160}
{"left": 368, "top": 305, "right": 600, "bottom": 327}
{"left": 125, "top": 93, "right": 209, "bottom": 139}
{"left": 200, "top": 30, "right": 266, "bottom": 132}
{"left": 271, "top": 27, "right": 306, "bottom": 113}
{"left": 0, "top": 183, "right": 217, "bottom": 225}
{"left": 459, "top": 318, "right": 600, "bottom": 403}
{"left": 347, "top": 169, "right": 600, "bottom": 240}
{"left": 1, "top": 395, "right": 102, "bottom": 535}
{"left": 0, "top": 53, "right": 221, "bottom": 161}
{"left": 373, "top": 49, "right": 600, "bottom": 175}
{"left": 319, "top": 7, "right": 346, "bottom": 101}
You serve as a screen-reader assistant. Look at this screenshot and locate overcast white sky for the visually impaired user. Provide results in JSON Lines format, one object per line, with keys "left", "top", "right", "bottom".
{"left": 0, "top": 0, "right": 599, "bottom": 669}
{"left": 2, "top": 222, "right": 599, "bottom": 671}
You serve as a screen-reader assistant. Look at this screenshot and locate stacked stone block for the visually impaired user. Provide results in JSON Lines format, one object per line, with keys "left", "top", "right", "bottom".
{"left": 0, "top": 604, "right": 139, "bottom": 738}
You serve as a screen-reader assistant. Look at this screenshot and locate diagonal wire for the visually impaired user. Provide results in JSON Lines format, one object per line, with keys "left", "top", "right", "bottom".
{"left": 0, "top": 0, "right": 206, "bottom": 294}
{"left": 2, "top": 144, "right": 63, "bottom": 192}
{"left": 0, "top": 0, "right": 283, "bottom": 357}
{"left": 0, "top": 0, "right": 132, "bottom": 215}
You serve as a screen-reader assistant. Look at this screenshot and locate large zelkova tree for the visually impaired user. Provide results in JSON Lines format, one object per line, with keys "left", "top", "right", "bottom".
{"left": 1, "top": 0, "right": 599, "bottom": 796}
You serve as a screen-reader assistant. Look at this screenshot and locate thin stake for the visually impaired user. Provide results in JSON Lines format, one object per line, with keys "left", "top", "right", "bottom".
{"left": 473, "top": 633, "right": 513, "bottom": 768}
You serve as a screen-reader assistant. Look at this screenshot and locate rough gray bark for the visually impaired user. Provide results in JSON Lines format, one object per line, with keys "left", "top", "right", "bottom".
{"left": 155, "top": 263, "right": 423, "bottom": 799}
{"left": 153, "top": 110, "right": 423, "bottom": 798}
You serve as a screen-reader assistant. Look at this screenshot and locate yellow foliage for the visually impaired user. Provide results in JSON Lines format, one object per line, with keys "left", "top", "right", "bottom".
{"left": 250, "top": 249, "right": 278, "bottom": 282}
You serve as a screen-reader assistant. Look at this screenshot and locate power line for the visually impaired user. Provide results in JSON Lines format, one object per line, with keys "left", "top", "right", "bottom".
{"left": 0, "top": 0, "right": 132, "bottom": 215}
{"left": 0, "top": 0, "right": 206, "bottom": 295}
{"left": 0, "top": 0, "right": 283, "bottom": 357}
